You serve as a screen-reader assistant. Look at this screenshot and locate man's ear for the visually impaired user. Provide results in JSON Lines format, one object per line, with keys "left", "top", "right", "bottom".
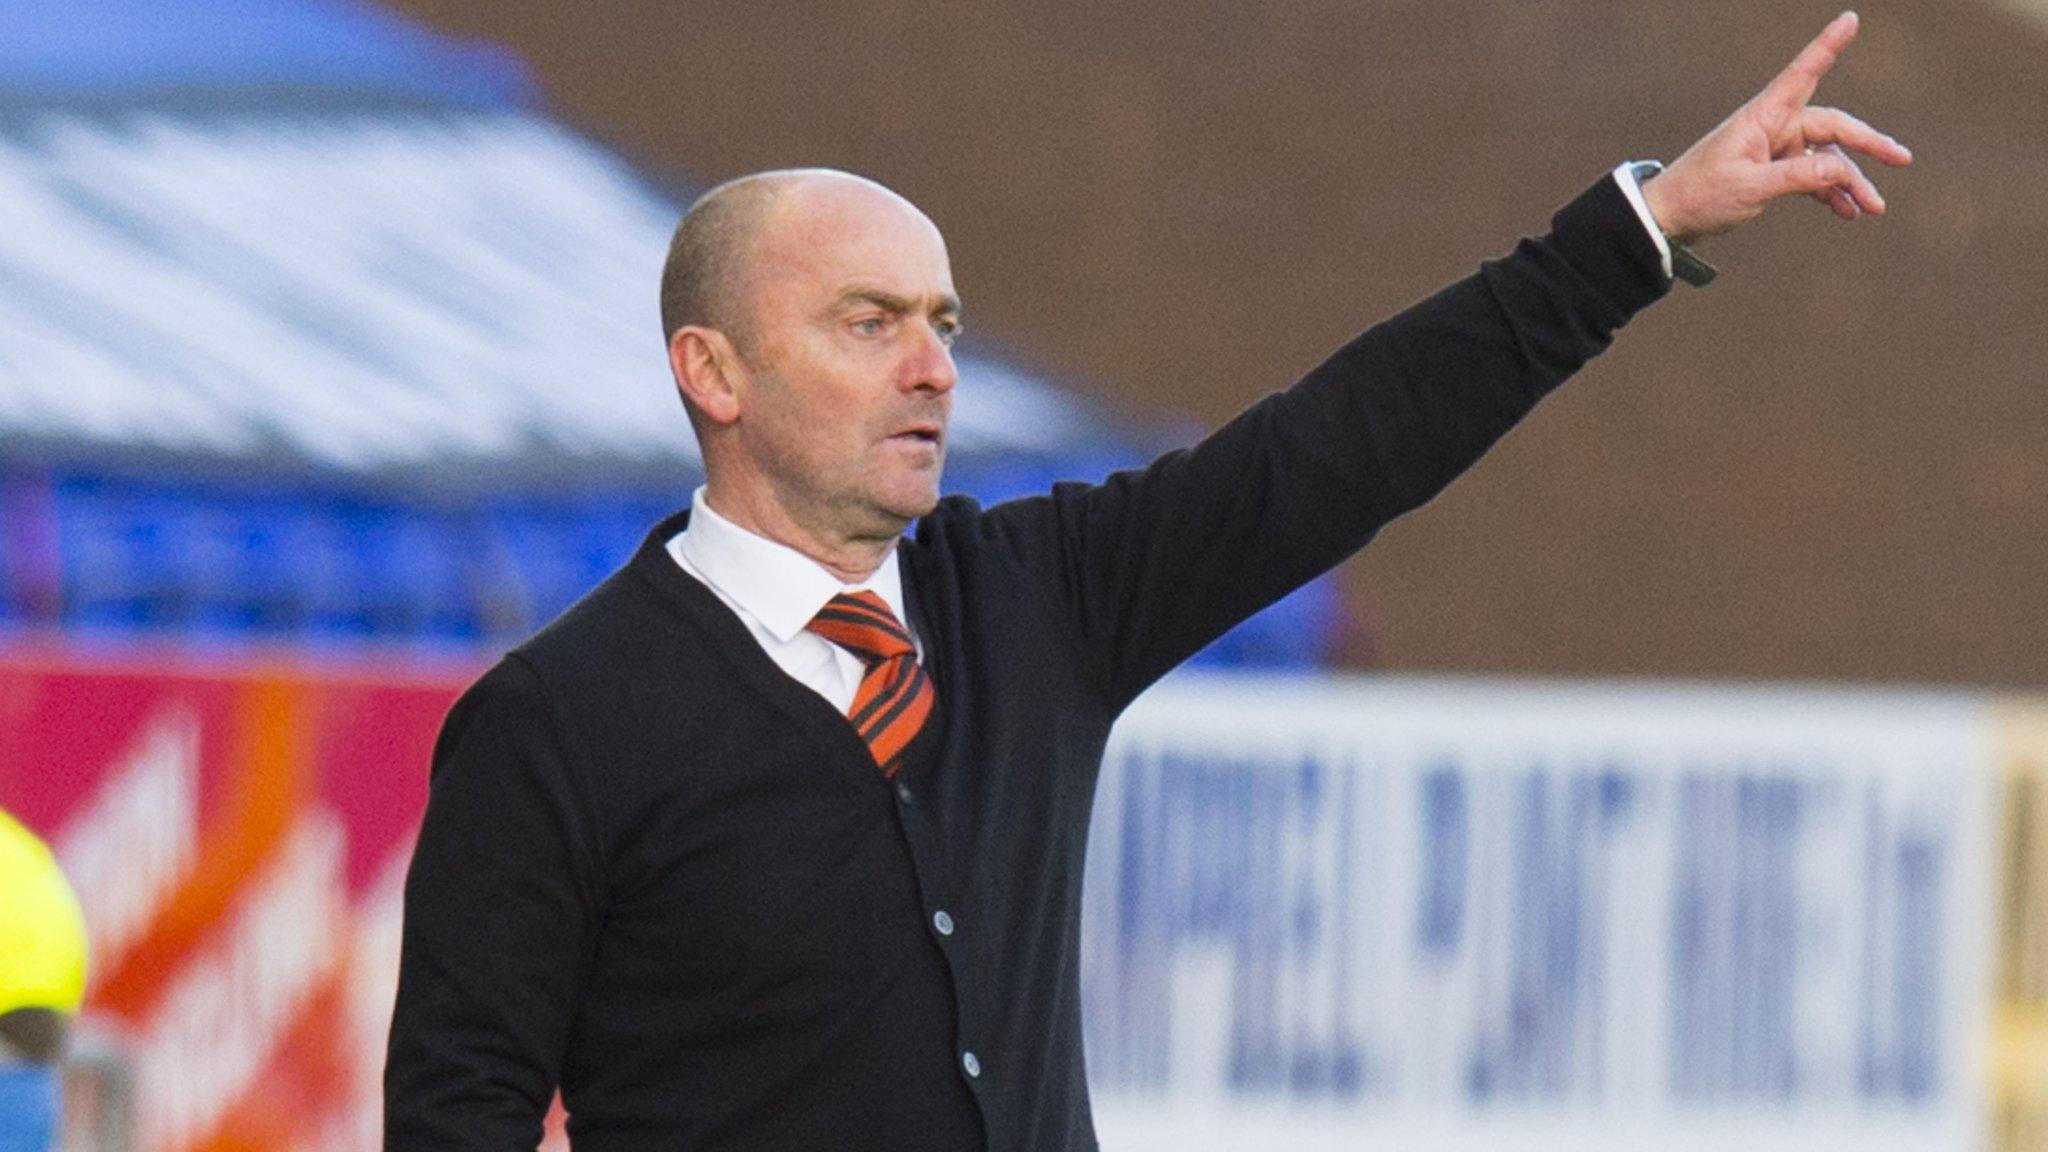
{"left": 669, "top": 326, "right": 745, "bottom": 426}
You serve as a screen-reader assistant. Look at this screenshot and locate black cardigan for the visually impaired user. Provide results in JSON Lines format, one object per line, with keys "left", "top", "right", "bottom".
{"left": 384, "top": 174, "right": 1669, "bottom": 1152}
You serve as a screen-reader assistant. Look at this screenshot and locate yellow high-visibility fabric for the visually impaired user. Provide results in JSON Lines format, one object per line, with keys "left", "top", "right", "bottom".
{"left": 0, "top": 809, "right": 87, "bottom": 1017}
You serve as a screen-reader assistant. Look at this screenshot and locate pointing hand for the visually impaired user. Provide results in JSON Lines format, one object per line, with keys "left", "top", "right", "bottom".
{"left": 1642, "top": 11, "right": 1913, "bottom": 244}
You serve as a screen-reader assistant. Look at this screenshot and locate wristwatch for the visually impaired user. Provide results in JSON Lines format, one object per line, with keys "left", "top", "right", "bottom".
{"left": 1629, "top": 160, "right": 1718, "bottom": 288}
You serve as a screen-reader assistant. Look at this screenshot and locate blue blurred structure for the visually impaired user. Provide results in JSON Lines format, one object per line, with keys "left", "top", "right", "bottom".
{"left": 0, "top": 0, "right": 532, "bottom": 106}
{"left": 0, "top": 0, "right": 1340, "bottom": 666}
{"left": 2, "top": 465, "right": 1342, "bottom": 663}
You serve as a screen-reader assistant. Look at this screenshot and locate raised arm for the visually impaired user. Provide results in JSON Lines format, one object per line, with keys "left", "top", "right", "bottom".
{"left": 1001, "top": 12, "right": 1911, "bottom": 714}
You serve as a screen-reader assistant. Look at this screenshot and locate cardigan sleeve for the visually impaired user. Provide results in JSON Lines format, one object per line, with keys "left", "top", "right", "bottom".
{"left": 384, "top": 655, "right": 606, "bottom": 1151}
{"left": 1003, "top": 173, "right": 1671, "bottom": 713}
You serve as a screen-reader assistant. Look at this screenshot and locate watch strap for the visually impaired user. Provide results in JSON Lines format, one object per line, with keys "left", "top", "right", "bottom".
{"left": 1628, "top": 160, "right": 1718, "bottom": 288}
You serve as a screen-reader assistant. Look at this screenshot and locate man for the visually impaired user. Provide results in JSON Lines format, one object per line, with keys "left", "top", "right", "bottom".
{"left": 385, "top": 13, "right": 1909, "bottom": 1151}
{"left": 0, "top": 807, "right": 90, "bottom": 1152}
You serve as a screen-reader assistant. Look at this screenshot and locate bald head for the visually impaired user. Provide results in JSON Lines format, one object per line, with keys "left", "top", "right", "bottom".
{"left": 658, "top": 168, "right": 935, "bottom": 350}
{"left": 659, "top": 167, "right": 961, "bottom": 573}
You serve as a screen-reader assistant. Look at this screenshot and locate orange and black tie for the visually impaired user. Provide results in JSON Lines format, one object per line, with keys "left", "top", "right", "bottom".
{"left": 806, "top": 591, "right": 936, "bottom": 779}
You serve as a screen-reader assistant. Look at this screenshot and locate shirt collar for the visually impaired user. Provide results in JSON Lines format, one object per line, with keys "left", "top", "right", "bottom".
{"left": 674, "top": 486, "right": 908, "bottom": 644}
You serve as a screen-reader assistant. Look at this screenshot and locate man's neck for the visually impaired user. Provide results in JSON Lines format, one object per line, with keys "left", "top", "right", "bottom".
{"left": 700, "top": 484, "right": 898, "bottom": 585}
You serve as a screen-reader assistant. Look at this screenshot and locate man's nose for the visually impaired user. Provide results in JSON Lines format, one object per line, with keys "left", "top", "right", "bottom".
{"left": 904, "top": 321, "right": 958, "bottom": 395}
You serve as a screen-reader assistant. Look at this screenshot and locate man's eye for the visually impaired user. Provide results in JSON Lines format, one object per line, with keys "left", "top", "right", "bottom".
{"left": 935, "top": 320, "right": 963, "bottom": 346}
{"left": 852, "top": 317, "right": 887, "bottom": 335}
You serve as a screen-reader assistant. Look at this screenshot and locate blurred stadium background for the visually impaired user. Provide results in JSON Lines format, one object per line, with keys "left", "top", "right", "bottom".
{"left": 0, "top": 0, "right": 2043, "bottom": 1149}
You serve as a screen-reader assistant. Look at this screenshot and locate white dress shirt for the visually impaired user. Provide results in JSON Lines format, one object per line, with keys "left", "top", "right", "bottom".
{"left": 667, "top": 486, "right": 918, "bottom": 715}
{"left": 1613, "top": 161, "right": 1675, "bottom": 280}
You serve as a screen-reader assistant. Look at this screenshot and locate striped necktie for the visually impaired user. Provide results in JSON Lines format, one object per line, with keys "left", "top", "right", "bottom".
{"left": 806, "top": 591, "right": 936, "bottom": 778}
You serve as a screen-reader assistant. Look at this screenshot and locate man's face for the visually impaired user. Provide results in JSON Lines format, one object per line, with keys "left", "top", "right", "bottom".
{"left": 728, "top": 180, "right": 961, "bottom": 539}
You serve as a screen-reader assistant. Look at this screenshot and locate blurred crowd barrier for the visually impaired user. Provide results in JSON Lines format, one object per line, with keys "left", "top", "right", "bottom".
{"left": 0, "top": 468, "right": 1339, "bottom": 668}
{"left": 1087, "top": 678, "right": 2027, "bottom": 1151}
{"left": 2, "top": 652, "right": 2043, "bottom": 1151}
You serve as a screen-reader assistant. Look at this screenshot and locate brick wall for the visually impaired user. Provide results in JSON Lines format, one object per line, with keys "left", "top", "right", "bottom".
{"left": 387, "top": 0, "right": 2048, "bottom": 686}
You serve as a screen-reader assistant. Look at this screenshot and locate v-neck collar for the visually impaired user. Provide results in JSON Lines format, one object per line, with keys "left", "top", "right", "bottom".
{"left": 628, "top": 509, "right": 946, "bottom": 788}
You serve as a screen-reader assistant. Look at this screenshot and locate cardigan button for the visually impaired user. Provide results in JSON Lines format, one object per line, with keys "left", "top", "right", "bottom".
{"left": 933, "top": 910, "right": 955, "bottom": 936}
{"left": 962, "top": 1050, "right": 981, "bottom": 1078}
{"left": 895, "top": 782, "right": 913, "bottom": 805}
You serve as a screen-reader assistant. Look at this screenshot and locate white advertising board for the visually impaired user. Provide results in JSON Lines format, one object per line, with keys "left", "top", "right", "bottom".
{"left": 1082, "top": 675, "right": 1997, "bottom": 1151}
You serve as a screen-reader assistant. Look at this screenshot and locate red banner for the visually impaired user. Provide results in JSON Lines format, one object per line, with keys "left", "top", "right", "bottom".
{"left": 0, "top": 646, "right": 477, "bottom": 1152}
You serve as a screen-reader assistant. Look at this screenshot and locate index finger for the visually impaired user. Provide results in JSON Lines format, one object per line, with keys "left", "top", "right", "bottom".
{"left": 1756, "top": 11, "right": 1860, "bottom": 115}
